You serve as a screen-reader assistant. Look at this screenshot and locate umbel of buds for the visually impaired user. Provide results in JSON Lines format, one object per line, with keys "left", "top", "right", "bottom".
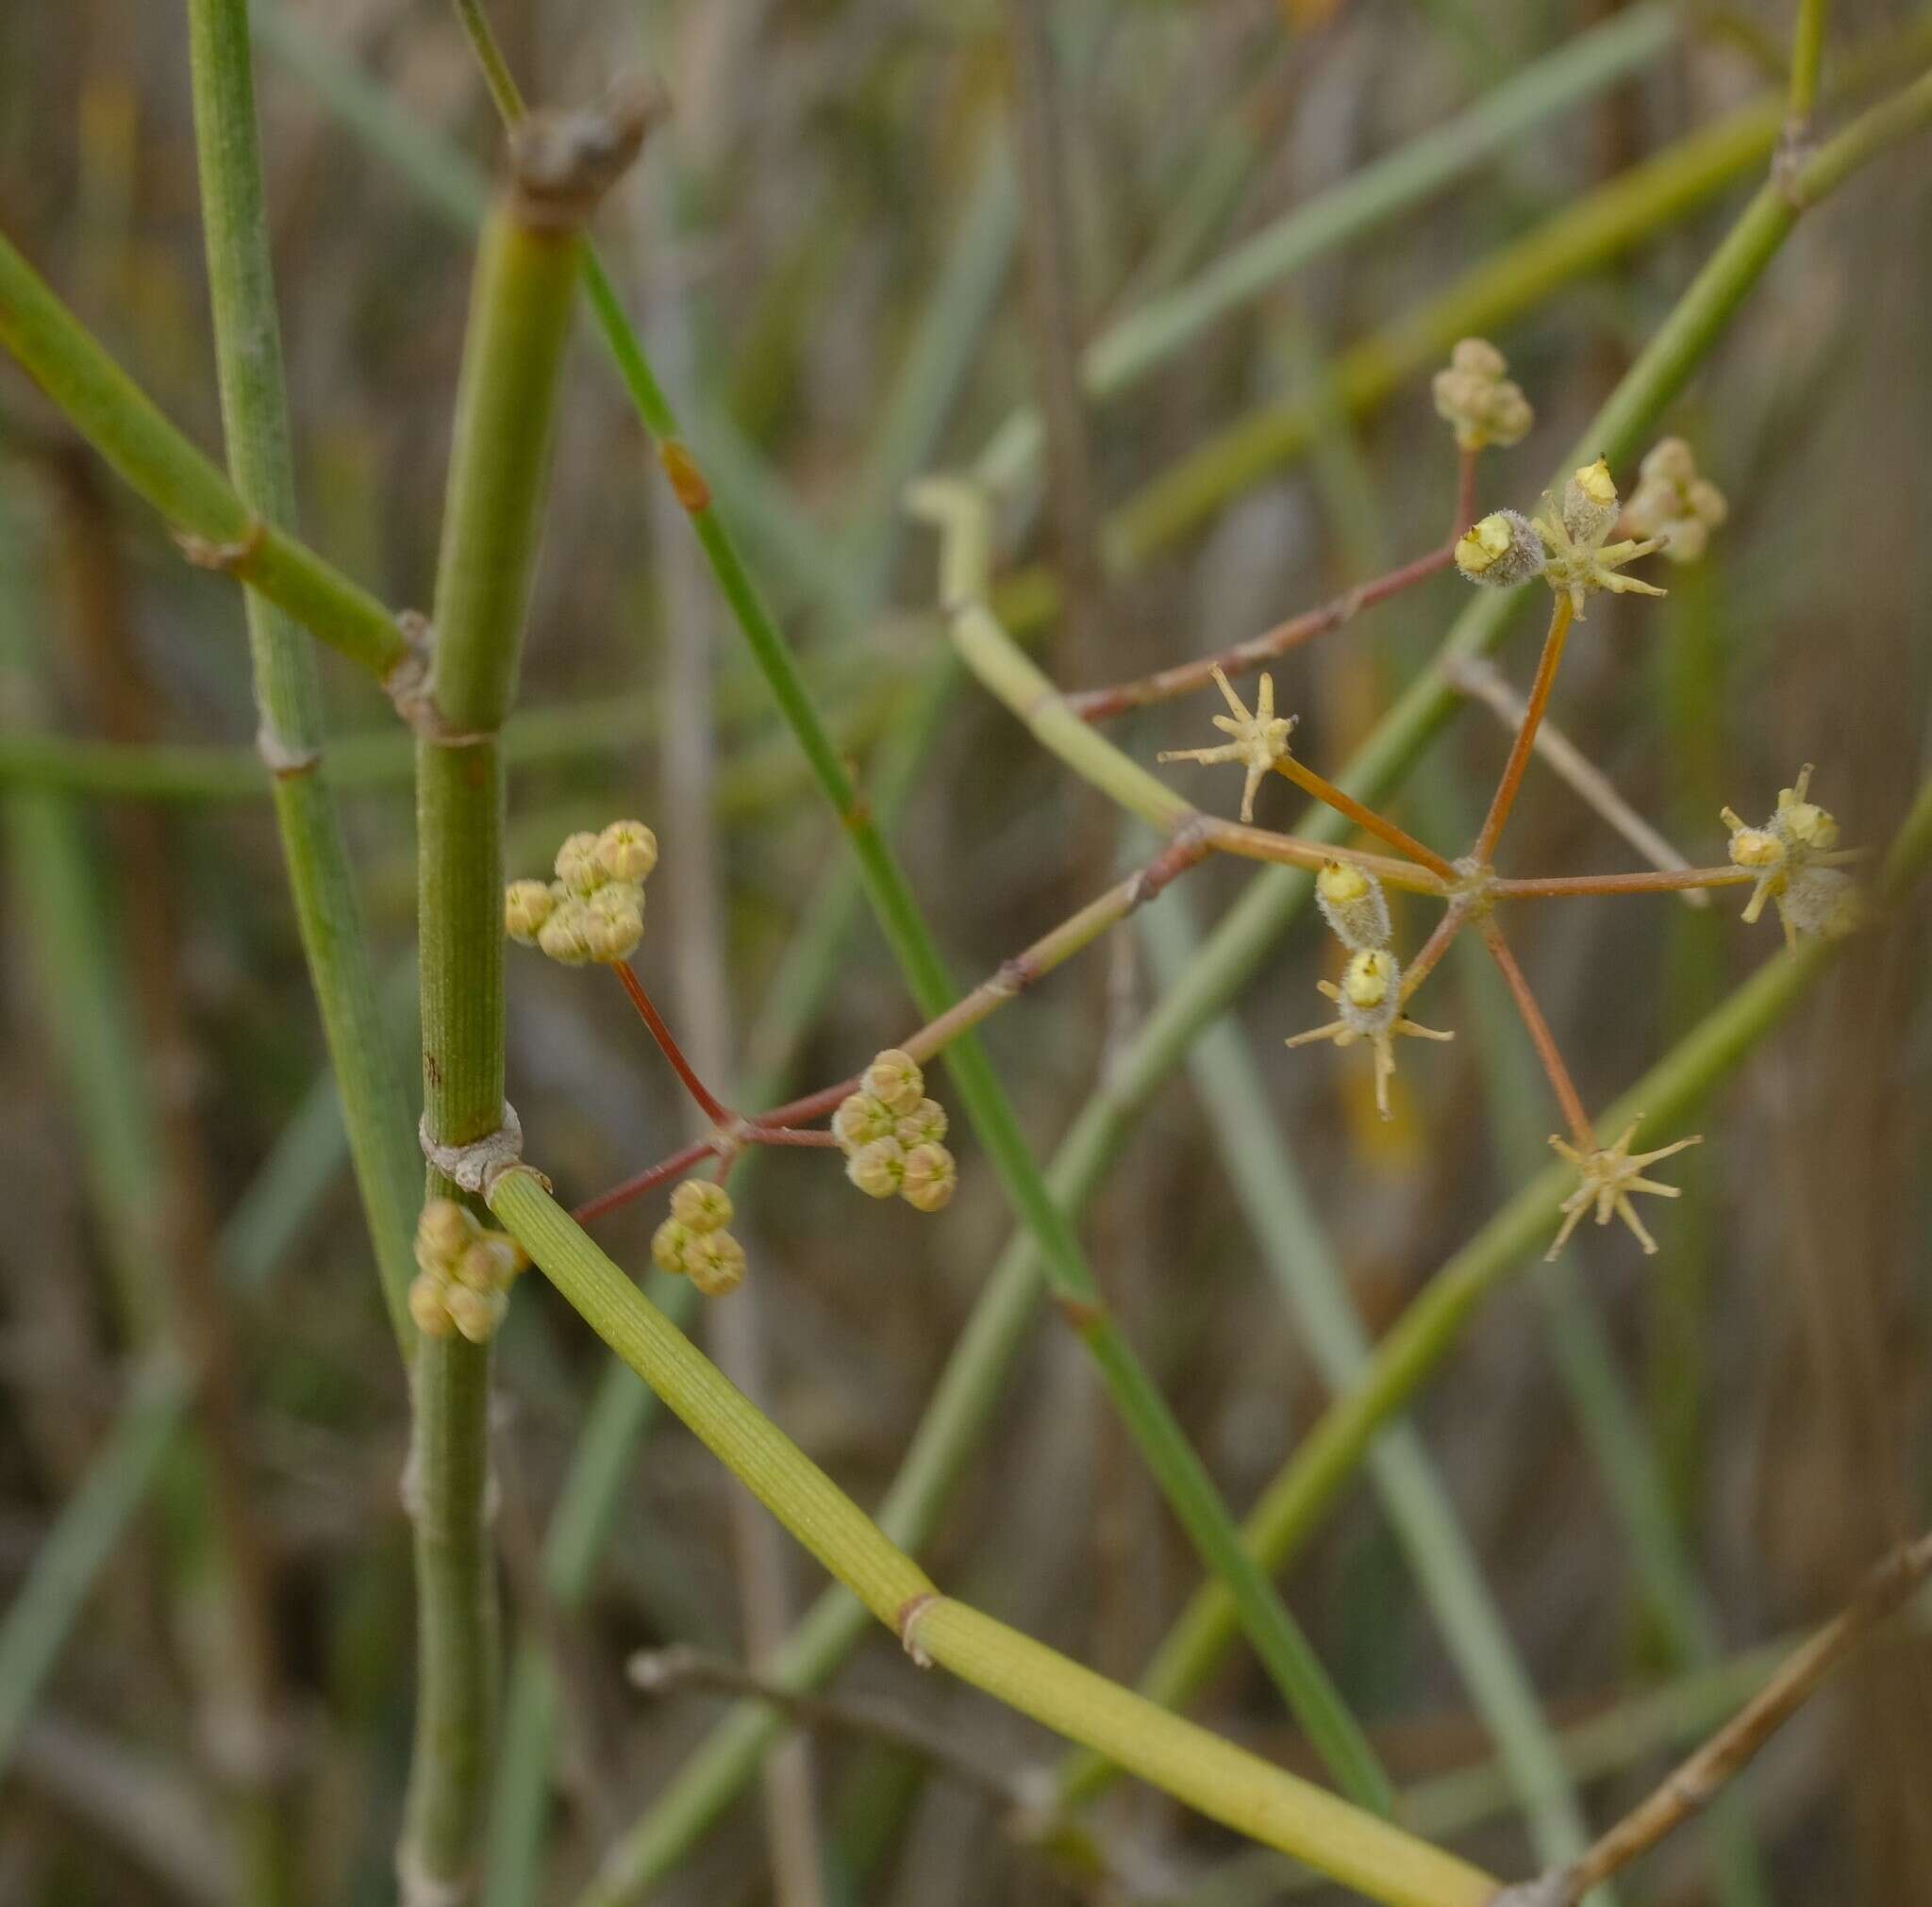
{"left": 506, "top": 818, "right": 659, "bottom": 965}
{"left": 1623, "top": 438, "right": 1728, "bottom": 564}
{"left": 652, "top": 1178, "right": 748, "bottom": 1297}
{"left": 1722, "top": 765, "right": 1862, "bottom": 947}
{"left": 1432, "top": 339, "right": 1534, "bottom": 452}
{"left": 833, "top": 1050, "right": 957, "bottom": 1212}
{"left": 410, "top": 1198, "right": 527, "bottom": 1343}
{"left": 1458, "top": 458, "right": 1679, "bottom": 619}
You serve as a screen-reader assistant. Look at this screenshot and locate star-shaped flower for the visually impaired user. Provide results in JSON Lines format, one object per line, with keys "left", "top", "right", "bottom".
{"left": 1531, "top": 459, "right": 1668, "bottom": 619}
{"left": 1286, "top": 948, "right": 1454, "bottom": 1120}
{"left": 1546, "top": 1119, "right": 1701, "bottom": 1259}
{"left": 1720, "top": 765, "right": 1859, "bottom": 947}
{"left": 1158, "top": 667, "right": 1298, "bottom": 822}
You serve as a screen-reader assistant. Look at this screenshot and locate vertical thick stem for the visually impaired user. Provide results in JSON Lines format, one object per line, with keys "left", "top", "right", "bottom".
{"left": 405, "top": 98, "right": 642, "bottom": 1902}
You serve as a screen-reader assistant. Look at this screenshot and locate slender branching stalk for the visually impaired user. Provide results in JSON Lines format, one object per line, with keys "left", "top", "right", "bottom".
{"left": 1527, "top": 1530, "right": 1932, "bottom": 1904}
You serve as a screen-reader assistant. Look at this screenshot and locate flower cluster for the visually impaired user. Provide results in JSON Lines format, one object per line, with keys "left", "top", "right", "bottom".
{"left": 1458, "top": 458, "right": 1667, "bottom": 618}
{"left": 1547, "top": 1119, "right": 1702, "bottom": 1260}
{"left": 410, "top": 1198, "right": 526, "bottom": 1343}
{"left": 1289, "top": 863, "right": 1453, "bottom": 1119}
{"left": 1623, "top": 438, "right": 1728, "bottom": 563}
{"left": 1158, "top": 668, "right": 1297, "bottom": 823}
{"left": 506, "top": 819, "right": 659, "bottom": 965}
{"left": 1722, "top": 765, "right": 1862, "bottom": 946}
{"left": 651, "top": 1179, "right": 748, "bottom": 1297}
{"left": 833, "top": 1050, "right": 957, "bottom": 1212}
{"left": 1431, "top": 338, "right": 1534, "bottom": 453}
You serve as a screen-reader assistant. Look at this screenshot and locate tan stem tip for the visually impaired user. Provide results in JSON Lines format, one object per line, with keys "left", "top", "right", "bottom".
{"left": 509, "top": 76, "right": 667, "bottom": 225}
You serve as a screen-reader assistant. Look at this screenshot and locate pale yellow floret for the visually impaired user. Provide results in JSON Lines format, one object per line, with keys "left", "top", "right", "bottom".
{"left": 1546, "top": 1119, "right": 1701, "bottom": 1259}
{"left": 1157, "top": 668, "right": 1298, "bottom": 823}
{"left": 596, "top": 819, "right": 659, "bottom": 884}
{"left": 669, "top": 1179, "right": 733, "bottom": 1233}
{"left": 1531, "top": 466, "right": 1667, "bottom": 618}
{"left": 1286, "top": 949, "right": 1454, "bottom": 1120}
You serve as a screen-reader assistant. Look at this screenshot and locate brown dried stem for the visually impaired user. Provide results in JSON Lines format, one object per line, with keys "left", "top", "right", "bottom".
{"left": 1449, "top": 652, "right": 1710, "bottom": 906}
{"left": 1474, "top": 595, "right": 1575, "bottom": 864}
{"left": 1271, "top": 753, "right": 1460, "bottom": 882}
{"left": 1065, "top": 542, "right": 1456, "bottom": 722}
{"left": 612, "top": 963, "right": 734, "bottom": 1126}
{"left": 1477, "top": 915, "right": 1594, "bottom": 1152}
{"left": 1538, "top": 1530, "right": 1932, "bottom": 1902}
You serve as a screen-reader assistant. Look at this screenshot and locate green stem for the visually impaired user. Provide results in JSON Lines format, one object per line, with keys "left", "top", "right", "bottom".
{"left": 0, "top": 229, "right": 411, "bottom": 684}
{"left": 1138, "top": 894, "right": 1601, "bottom": 1883}
{"left": 405, "top": 108, "right": 629, "bottom": 1899}
{"left": 450, "top": 0, "right": 1391, "bottom": 1819}
{"left": 1787, "top": 0, "right": 1829, "bottom": 132}
{"left": 0, "top": 670, "right": 903, "bottom": 809}
{"left": 489, "top": 1171, "right": 1493, "bottom": 1907}
{"left": 183, "top": 0, "right": 421, "bottom": 1344}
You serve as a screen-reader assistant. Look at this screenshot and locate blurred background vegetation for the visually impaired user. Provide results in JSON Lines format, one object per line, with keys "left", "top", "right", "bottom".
{"left": 2, "top": 0, "right": 1930, "bottom": 1902}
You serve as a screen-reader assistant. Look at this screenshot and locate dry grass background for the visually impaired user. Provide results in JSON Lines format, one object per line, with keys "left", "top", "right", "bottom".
{"left": 2, "top": 0, "right": 1930, "bottom": 1902}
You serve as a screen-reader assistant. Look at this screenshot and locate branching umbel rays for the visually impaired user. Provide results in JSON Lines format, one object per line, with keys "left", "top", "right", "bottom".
{"left": 557, "top": 418, "right": 1855, "bottom": 1269}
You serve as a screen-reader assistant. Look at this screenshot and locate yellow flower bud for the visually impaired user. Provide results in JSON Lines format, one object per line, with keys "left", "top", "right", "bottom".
{"left": 1561, "top": 458, "right": 1620, "bottom": 545}
{"left": 847, "top": 1136, "right": 907, "bottom": 1199}
{"left": 505, "top": 879, "right": 558, "bottom": 944}
{"left": 652, "top": 1218, "right": 695, "bottom": 1276}
{"left": 537, "top": 899, "right": 599, "bottom": 966}
{"left": 554, "top": 831, "right": 608, "bottom": 896}
{"left": 454, "top": 1235, "right": 523, "bottom": 1292}
{"left": 670, "top": 1179, "right": 733, "bottom": 1233}
{"left": 1626, "top": 440, "right": 1726, "bottom": 564}
{"left": 1456, "top": 511, "right": 1545, "bottom": 589}
{"left": 832, "top": 1091, "right": 896, "bottom": 1155}
{"left": 862, "top": 1049, "right": 925, "bottom": 1116}
{"left": 892, "top": 1097, "right": 949, "bottom": 1149}
{"left": 900, "top": 1143, "right": 958, "bottom": 1214}
{"left": 1431, "top": 339, "right": 1534, "bottom": 451}
{"left": 445, "top": 1283, "right": 508, "bottom": 1344}
{"left": 408, "top": 1272, "right": 456, "bottom": 1339}
{"left": 582, "top": 887, "right": 645, "bottom": 963}
{"left": 597, "top": 819, "right": 658, "bottom": 885}
{"left": 1727, "top": 827, "right": 1784, "bottom": 871}
{"left": 1315, "top": 859, "right": 1392, "bottom": 953}
{"left": 1341, "top": 947, "right": 1398, "bottom": 1012}
{"left": 688, "top": 1229, "right": 747, "bottom": 1297}
{"left": 415, "top": 1198, "right": 477, "bottom": 1274}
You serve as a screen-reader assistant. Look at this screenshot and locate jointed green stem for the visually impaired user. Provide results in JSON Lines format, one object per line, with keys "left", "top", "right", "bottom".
{"left": 406, "top": 111, "right": 635, "bottom": 1899}
{"left": 0, "top": 231, "right": 413, "bottom": 686}
{"left": 489, "top": 1171, "right": 1492, "bottom": 1907}
{"left": 181, "top": 0, "right": 422, "bottom": 1344}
